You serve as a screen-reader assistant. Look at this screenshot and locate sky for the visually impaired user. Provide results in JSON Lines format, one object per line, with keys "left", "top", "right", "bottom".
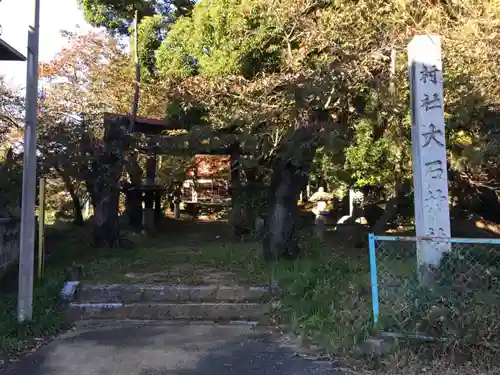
{"left": 0, "top": 0, "right": 97, "bottom": 90}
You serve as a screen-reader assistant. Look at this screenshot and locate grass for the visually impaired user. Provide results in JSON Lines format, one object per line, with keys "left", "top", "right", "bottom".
{"left": 361, "top": 352, "right": 500, "bottom": 375}
{"left": 269, "top": 247, "right": 374, "bottom": 352}
{"left": 363, "top": 240, "right": 500, "bottom": 374}
{"left": 0, "top": 217, "right": 371, "bottom": 360}
{"left": 0, "top": 271, "right": 70, "bottom": 360}
{"left": 42, "top": 218, "right": 375, "bottom": 353}
{"left": 4, "top": 217, "right": 499, "bottom": 374}
{"left": 0, "top": 220, "right": 81, "bottom": 360}
{"left": 82, "top": 236, "right": 269, "bottom": 285}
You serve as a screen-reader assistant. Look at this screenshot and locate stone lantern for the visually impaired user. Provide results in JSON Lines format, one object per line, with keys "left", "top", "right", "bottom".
{"left": 309, "top": 187, "right": 333, "bottom": 239}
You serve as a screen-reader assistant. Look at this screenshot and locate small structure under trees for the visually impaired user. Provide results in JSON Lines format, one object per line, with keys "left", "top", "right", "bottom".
{"left": 102, "top": 112, "right": 234, "bottom": 233}
{"left": 182, "top": 155, "right": 231, "bottom": 204}
{"left": 105, "top": 113, "right": 172, "bottom": 232}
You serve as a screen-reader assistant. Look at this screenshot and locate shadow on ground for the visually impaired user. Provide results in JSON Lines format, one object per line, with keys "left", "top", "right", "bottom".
{"left": 4, "top": 321, "right": 344, "bottom": 375}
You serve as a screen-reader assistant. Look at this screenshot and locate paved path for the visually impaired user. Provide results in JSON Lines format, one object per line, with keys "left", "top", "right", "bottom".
{"left": 5, "top": 321, "right": 346, "bottom": 375}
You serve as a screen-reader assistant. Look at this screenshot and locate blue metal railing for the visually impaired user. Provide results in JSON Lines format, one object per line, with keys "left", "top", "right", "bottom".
{"left": 368, "top": 233, "right": 380, "bottom": 325}
{"left": 368, "top": 233, "right": 500, "bottom": 326}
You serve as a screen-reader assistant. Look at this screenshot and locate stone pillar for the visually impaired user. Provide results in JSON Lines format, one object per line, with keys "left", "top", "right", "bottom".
{"left": 314, "top": 215, "right": 325, "bottom": 240}
{"left": 173, "top": 200, "right": 181, "bottom": 218}
{"left": 408, "top": 35, "right": 451, "bottom": 282}
{"left": 144, "top": 154, "right": 157, "bottom": 230}
{"left": 349, "top": 188, "right": 355, "bottom": 217}
{"left": 145, "top": 155, "right": 157, "bottom": 185}
{"left": 349, "top": 188, "right": 364, "bottom": 218}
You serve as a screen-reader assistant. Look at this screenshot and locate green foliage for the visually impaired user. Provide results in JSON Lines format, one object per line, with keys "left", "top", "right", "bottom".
{"left": 378, "top": 243, "right": 500, "bottom": 362}
{"left": 270, "top": 240, "right": 373, "bottom": 350}
{"left": 236, "top": 183, "right": 267, "bottom": 214}
{"left": 0, "top": 79, "right": 24, "bottom": 216}
{"left": 165, "top": 97, "right": 208, "bottom": 127}
{"left": 131, "top": 15, "right": 165, "bottom": 79}
{"left": 344, "top": 119, "right": 391, "bottom": 187}
{"left": 79, "top": 0, "right": 500, "bottom": 209}
{"left": 156, "top": 17, "right": 198, "bottom": 78}
{"left": 0, "top": 274, "right": 68, "bottom": 356}
{"left": 79, "top": 0, "right": 195, "bottom": 34}
{"left": 156, "top": 0, "right": 279, "bottom": 79}
{"left": 0, "top": 155, "right": 23, "bottom": 217}
{"left": 311, "top": 147, "right": 350, "bottom": 194}
{"left": 79, "top": 0, "right": 150, "bottom": 33}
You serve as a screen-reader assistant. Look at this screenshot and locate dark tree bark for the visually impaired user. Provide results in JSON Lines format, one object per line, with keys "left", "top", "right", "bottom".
{"left": 89, "top": 114, "right": 129, "bottom": 247}
{"left": 263, "top": 162, "right": 303, "bottom": 260}
{"left": 56, "top": 167, "right": 84, "bottom": 226}
{"left": 242, "top": 166, "right": 266, "bottom": 231}
{"left": 91, "top": 157, "right": 122, "bottom": 247}
{"left": 229, "top": 143, "right": 248, "bottom": 237}
{"left": 123, "top": 185, "right": 143, "bottom": 231}
{"left": 123, "top": 151, "right": 144, "bottom": 229}
{"left": 262, "top": 125, "right": 319, "bottom": 261}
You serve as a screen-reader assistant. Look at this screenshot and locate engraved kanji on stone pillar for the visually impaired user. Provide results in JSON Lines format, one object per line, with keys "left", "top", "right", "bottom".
{"left": 408, "top": 35, "right": 451, "bottom": 282}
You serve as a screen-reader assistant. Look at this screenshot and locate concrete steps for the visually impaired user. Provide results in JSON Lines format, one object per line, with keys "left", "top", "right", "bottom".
{"left": 75, "top": 284, "right": 270, "bottom": 304}
{"left": 67, "top": 283, "right": 273, "bottom": 323}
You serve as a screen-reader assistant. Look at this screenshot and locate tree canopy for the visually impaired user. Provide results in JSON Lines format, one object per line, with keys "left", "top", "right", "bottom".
{"left": 26, "top": 0, "right": 500, "bottom": 252}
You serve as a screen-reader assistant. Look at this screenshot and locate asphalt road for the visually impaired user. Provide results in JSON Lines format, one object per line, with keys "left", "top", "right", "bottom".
{"left": 4, "top": 321, "right": 347, "bottom": 375}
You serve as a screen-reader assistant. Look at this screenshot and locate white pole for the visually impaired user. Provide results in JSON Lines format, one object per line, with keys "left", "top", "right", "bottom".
{"left": 18, "top": 0, "right": 41, "bottom": 323}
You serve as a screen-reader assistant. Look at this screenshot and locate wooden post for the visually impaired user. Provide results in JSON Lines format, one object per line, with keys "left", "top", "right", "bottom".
{"left": 37, "top": 178, "right": 45, "bottom": 280}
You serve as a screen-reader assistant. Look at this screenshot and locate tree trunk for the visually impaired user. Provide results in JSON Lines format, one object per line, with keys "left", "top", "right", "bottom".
{"left": 123, "top": 186, "right": 143, "bottom": 231}
{"left": 90, "top": 114, "right": 128, "bottom": 247}
{"left": 124, "top": 152, "right": 144, "bottom": 230}
{"left": 91, "top": 158, "right": 122, "bottom": 247}
{"left": 56, "top": 168, "right": 84, "bottom": 226}
{"left": 262, "top": 126, "right": 319, "bottom": 261}
{"left": 125, "top": 151, "right": 143, "bottom": 185}
{"left": 229, "top": 144, "right": 248, "bottom": 237}
{"left": 70, "top": 191, "right": 84, "bottom": 226}
{"left": 372, "top": 181, "right": 405, "bottom": 233}
{"left": 242, "top": 166, "right": 265, "bottom": 233}
{"left": 263, "top": 162, "right": 303, "bottom": 260}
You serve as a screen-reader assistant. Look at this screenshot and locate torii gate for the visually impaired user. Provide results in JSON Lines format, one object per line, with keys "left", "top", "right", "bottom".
{"left": 104, "top": 112, "right": 240, "bottom": 229}
{"left": 104, "top": 112, "right": 174, "bottom": 232}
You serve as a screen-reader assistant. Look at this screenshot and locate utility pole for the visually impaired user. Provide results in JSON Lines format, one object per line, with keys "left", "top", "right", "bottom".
{"left": 18, "top": 0, "right": 41, "bottom": 323}
{"left": 130, "top": 9, "right": 140, "bottom": 131}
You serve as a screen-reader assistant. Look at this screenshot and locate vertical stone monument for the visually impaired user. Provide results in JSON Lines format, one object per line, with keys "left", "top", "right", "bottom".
{"left": 408, "top": 35, "right": 451, "bottom": 282}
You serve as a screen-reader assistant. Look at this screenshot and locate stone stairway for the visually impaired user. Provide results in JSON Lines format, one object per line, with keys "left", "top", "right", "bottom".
{"left": 67, "top": 284, "right": 273, "bottom": 322}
